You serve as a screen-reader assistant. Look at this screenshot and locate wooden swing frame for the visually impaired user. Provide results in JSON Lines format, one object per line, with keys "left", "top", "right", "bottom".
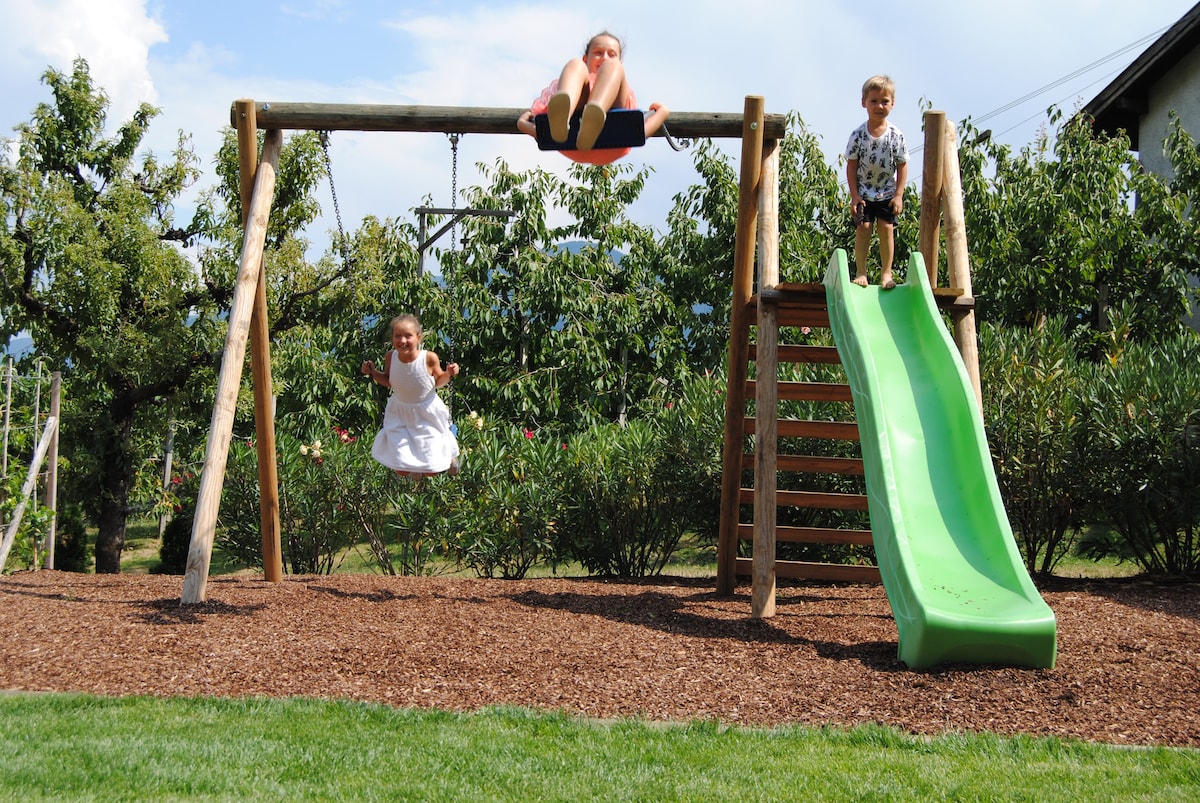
{"left": 180, "top": 97, "right": 787, "bottom": 603}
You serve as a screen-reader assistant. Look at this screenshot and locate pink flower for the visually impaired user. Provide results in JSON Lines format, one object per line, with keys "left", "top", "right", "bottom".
{"left": 523, "top": 429, "right": 534, "bottom": 439}
{"left": 666, "top": 402, "right": 674, "bottom": 409}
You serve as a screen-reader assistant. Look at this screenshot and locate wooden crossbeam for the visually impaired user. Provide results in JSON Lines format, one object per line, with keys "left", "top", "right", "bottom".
{"left": 232, "top": 102, "right": 788, "bottom": 140}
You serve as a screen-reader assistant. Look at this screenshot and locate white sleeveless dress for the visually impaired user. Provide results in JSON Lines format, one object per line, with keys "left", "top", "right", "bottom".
{"left": 370, "top": 349, "right": 459, "bottom": 474}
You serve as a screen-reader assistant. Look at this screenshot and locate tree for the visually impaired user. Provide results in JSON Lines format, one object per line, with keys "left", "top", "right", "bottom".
{"left": 446, "top": 158, "right": 686, "bottom": 431}
{"left": 0, "top": 61, "right": 350, "bottom": 571}
{"left": 958, "top": 108, "right": 1194, "bottom": 346}
{"left": 1080, "top": 319, "right": 1200, "bottom": 576}
{"left": 0, "top": 60, "right": 212, "bottom": 571}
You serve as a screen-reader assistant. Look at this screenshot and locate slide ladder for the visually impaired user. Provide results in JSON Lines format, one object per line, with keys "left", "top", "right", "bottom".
{"left": 721, "top": 282, "right": 878, "bottom": 585}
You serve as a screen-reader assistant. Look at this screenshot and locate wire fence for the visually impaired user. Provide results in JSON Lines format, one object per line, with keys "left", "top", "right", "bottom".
{"left": 1, "top": 357, "right": 62, "bottom": 571}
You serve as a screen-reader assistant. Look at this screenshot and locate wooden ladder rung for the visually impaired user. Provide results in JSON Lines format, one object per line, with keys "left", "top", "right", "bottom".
{"left": 744, "top": 418, "right": 860, "bottom": 440}
{"left": 775, "top": 282, "right": 827, "bottom": 294}
{"left": 738, "top": 488, "right": 869, "bottom": 510}
{"left": 740, "top": 453, "right": 864, "bottom": 475}
{"left": 734, "top": 557, "right": 881, "bottom": 584}
{"left": 737, "top": 524, "right": 873, "bottom": 545}
{"left": 746, "top": 380, "right": 853, "bottom": 403}
{"left": 777, "top": 308, "right": 830, "bottom": 328}
{"left": 748, "top": 344, "right": 841, "bottom": 364}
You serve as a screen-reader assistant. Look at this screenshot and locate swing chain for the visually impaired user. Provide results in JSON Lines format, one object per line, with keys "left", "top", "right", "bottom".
{"left": 446, "top": 133, "right": 461, "bottom": 414}
{"left": 320, "top": 131, "right": 371, "bottom": 355}
{"left": 448, "top": 133, "right": 461, "bottom": 244}
{"left": 319, "top": 131, "right": 353, "bottom": 271}
{"left": 659, "top": 121, "right": 690, "bottom": 152}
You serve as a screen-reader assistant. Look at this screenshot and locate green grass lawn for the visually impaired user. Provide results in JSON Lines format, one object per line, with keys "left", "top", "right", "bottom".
{"left": 1, "top": 695, "right": 1196, "bottom": 802}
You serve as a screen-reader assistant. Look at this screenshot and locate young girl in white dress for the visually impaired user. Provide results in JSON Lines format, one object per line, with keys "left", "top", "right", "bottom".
{"left": 361, "top": 314, "right": 460, "bottom": 476}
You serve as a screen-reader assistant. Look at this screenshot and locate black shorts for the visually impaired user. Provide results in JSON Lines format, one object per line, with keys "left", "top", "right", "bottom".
{"left": 853, "top": 197, "right": 897, "bottom": 226}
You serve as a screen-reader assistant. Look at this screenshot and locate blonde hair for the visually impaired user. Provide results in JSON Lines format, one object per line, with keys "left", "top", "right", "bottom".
{"left": 390, "top": 314, "right": 421, "bottom": 334}
{"left": 861, "top": 74, "right": 896, "bottom": 100}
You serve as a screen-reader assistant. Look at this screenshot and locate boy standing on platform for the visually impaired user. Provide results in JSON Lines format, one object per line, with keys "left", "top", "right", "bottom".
{"left": 845, "top": 75, "right": 908, "bottom": 290}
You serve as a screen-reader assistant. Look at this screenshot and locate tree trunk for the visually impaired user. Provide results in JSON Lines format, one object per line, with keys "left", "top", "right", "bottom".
{"left": 93, "top": 415, "right": 133, "bottom": 573}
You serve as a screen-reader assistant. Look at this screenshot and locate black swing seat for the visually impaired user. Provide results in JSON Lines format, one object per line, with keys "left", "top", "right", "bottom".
{"left": 534, "top": 108, "right": 646, "bottom": 151}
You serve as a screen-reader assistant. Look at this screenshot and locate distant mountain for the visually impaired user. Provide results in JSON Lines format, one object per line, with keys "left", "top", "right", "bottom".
{"left": 551, "top": 240, "right": 624, "bottom": 261}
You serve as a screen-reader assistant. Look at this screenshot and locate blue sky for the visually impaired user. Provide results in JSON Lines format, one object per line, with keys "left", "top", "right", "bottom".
{"left": 1, "top": 0, "right": 1197, "bottom": 257}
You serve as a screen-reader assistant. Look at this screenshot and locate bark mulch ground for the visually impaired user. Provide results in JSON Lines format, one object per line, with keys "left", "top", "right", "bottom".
{"left": 1, "top": 571, "right": 1196, "bottom": 748}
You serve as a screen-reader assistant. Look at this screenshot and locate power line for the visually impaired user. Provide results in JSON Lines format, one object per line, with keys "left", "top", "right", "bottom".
{"left": 970, "top": 27, "right": 1167, "bottom": 130}
{"left": 891, "top": 24, "right": 1172, "bottom": 187}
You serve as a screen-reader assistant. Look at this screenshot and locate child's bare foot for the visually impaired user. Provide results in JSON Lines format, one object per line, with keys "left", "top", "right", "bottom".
{"left": 881, "top": 273, "right": 896, "bottom": 290}
{"left": 577, "top": 103, "right": 606, "bottom": 151}
{"left": 547, "top": 92, "right": 572, "bottom": 143}
{"left": 448, "top": 457, "right": 460, "bottom": 476}
{"left": 852, "top": 274, "right": 869, "bottom": 287}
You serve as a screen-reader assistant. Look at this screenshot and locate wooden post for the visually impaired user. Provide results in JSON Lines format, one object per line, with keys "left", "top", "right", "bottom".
{"left": 182, "top": 128, "right": 283, "bottom": 604}
{"left": 2, "top": 357, "right": 11, "bottom": 479}
{"left": 235, "top": 99, "right": 284, "bottom": 584}
{"left": 44, "top": 372, "right": 60, "bottom": 569}
{"left": 716, "top": 96, "right": 765, "bottom": 596}
{"left": 941, "top": 119, "right": 983, "bottom": 411}
{"left": 0, "top": 416, "right": 56, "bottom": 573}
{"left": 919, "top": 111, "right": 946, "bottom": 287}
{"left": 751, "top": 140, "right": 780, "bottom": 618}
{"left": 157, "top": 422, "right": 175, "bottom": 539}
{"left": 31, "top": 361, "right": 41, "bottom": 513}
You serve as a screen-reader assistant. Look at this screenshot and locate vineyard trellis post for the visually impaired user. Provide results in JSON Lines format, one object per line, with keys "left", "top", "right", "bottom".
{"left": 0, "top": 364, "right": 62, "bottom": 573}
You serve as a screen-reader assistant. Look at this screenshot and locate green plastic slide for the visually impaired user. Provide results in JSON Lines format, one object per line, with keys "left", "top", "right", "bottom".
{"left": 823, "top": 250, "right": 1057, "bottom": 669}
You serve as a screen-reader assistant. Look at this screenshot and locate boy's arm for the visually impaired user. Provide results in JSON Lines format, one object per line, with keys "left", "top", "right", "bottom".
{"left": 846, "top": 159, "right": 862, "bottom": 207}
{"left": 893, "top": 160, "right": 908, "bottom": 212}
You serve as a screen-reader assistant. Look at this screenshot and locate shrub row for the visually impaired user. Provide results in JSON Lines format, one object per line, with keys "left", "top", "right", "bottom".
{"left": 158, "top": 322, "right": 1199, "bottom": 581}
{"left": 189, "top": 372, "right": 724, "bottom": 580}
{"left": 980, "top": 318, "right": 1200, "bottom": 576}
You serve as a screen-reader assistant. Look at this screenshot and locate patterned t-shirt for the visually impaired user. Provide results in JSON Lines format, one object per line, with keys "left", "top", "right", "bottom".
{"left": 844, "top": 122, "right": 908, "bottom": 201}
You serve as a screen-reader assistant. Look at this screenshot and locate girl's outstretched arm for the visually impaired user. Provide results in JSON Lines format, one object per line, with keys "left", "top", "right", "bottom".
{"left": 517, "top": 110, "right": 537, "bottom": 136}
{"left": 362, "top": 352, "right": 393, "bottom": 388}
{"left": 643, "top": 102, "right": 670, "bottom": 137}
{"left": 427, "top": 350, "right": 460, "bottom": 388}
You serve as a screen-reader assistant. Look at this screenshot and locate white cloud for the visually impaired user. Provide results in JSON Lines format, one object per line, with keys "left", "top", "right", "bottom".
{"left": 0, "top": 0, "right": 166, "bottom": 125}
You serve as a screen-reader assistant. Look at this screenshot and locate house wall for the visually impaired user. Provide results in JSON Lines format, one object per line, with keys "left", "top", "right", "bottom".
{"left": 1139, "top": 46, "right": 1200, "bottom": 177}
{"left": 1139, "top": 46, "right": 1200, "bottom": 330}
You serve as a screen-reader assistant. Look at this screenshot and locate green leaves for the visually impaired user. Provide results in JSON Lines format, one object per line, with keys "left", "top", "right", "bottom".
{"left": 980, "top": 319, "right": 1087, "bottom": 574}
{"left": 981, "top": 316, "right": 1200, "bottom": 577}
{"left": 450, "top": 418, "right": 563, "bottom": 579}
{"left": 1080, "top": 332, "right": 1200, "bottom": 575}
{"left": 959, "top": 109, "right": 1194, "bottom": 342}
